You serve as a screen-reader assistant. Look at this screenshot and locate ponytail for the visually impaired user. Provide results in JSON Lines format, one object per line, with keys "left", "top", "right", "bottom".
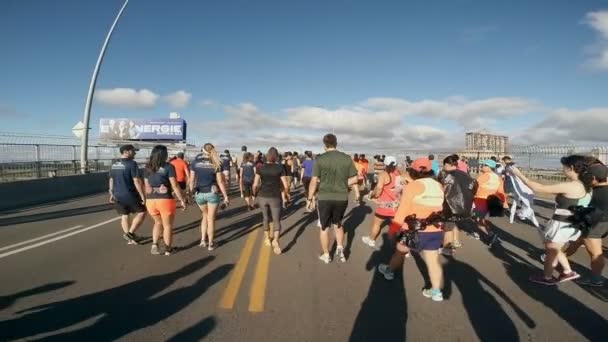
{"left": 203, "top": 143, "right": 222, "bottom": 171}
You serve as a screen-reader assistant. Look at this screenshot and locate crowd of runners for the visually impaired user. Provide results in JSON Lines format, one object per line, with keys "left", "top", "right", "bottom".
{"left": 108, "top": 134, "right": 608, "bottom": 302}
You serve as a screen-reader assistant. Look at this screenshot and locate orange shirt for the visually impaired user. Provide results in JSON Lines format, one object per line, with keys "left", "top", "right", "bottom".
{"left": 170, "top": 158, "right": 189, "bottom": 183}
{"left": 360, "top": 159, "right": 369, "bottom": 174}
{"left": 393, "top": 178, "right": 444, "bottom": 232}
{"left": 475, "top": 172, "right": 506, "bottom": 200}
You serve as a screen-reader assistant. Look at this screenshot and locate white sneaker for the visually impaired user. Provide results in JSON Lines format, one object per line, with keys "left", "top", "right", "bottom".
{"left": 319, "top": 254, "right": 331, "bottom": 264}
{"left": 199, "top": 240, "right": 207, "bottom": 248}
{"left": 335, "top": 247, "right": 346, "bottom": 263}
{"left": 361, "top": 236, "right": 376, "bottom": 248}
{"left": 378, "top": 264, "right": 395, "bottom": 280}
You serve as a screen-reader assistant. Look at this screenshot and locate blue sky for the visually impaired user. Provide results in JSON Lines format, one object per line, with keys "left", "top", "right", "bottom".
{"left": 1, "top": 0, "right": 607, "bottom": 150}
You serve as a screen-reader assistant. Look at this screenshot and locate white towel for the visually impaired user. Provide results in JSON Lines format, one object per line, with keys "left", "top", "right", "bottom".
{"left": 506, "top": 172, "right": 540, "bottom": 227}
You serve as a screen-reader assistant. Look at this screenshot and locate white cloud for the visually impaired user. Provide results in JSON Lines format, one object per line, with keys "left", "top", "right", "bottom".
{"left": 188, "top": 96, "right": 608, "bottom": 151}
{"left": 95, "top": 88, "right": 159, "bottom": 109}
{"left": 200, "top": 99, "right": 216, "bottom": 107}
{"left": 163, "top": 90, "right": 192, "bottom": 109}
{"left": 584, "top": 10, "right": 608, "bottom": 70}
{"left": 516, "top": 107, "right": 608, "bottom": 144}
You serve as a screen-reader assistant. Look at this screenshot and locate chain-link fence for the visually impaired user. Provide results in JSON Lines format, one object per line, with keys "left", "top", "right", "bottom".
{"left": 2, "top": 132, "right": 608, "bottom": 183}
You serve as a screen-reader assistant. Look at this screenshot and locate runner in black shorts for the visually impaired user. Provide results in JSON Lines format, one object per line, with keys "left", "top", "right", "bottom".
{"left": 109, "top": 145, "right": 147, "bottom": 245}
{"left": 307, "top": 134, "right": 359, "bottom": 264}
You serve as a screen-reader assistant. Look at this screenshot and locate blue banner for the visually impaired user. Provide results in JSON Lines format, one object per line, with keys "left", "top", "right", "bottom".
{"left": 99, "top": 118, "right": 187, "bottom": 141}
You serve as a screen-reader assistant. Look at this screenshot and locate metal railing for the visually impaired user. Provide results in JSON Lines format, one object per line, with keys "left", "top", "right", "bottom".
{"left": 2, "top": 132, "right": 608, "bottom": 183}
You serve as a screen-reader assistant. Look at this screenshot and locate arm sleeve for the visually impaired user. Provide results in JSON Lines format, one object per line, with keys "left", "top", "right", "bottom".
{"left": 167, "top": 164, "right": 176, "bottom": 178}
{"left": 312, "top": 161, "right": 320, "bottom": 178}
{"left": 129, "top": 162, "right": 139, "bottom": 180}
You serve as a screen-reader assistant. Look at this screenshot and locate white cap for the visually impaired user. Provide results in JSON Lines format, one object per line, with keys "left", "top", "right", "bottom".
{"left": 384, "top": 156, "right": 397, "bottom": 166}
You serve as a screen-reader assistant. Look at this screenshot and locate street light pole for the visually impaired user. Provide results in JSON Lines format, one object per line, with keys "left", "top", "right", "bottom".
{"left": 80, "top": 0, "right": 129, "bottom": 174}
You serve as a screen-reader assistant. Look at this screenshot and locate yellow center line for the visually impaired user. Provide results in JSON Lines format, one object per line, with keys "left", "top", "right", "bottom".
{"left": 218, "top": 226, "right": 259, "bottom": 310}
{"left": 249, "top": 224, "right": 273, "bottom": 313}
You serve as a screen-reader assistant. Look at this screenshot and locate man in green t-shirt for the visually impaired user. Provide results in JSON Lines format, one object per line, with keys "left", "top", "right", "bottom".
{"left": 307, "top": 134, "right": 359, "bottom": 264}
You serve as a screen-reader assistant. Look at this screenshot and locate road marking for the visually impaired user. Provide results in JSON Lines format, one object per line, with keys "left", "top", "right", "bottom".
{"left": 218, "top": 226, "right": 259, "bottom": 310}
{"left": 248, "top": 230, "right": 272, "bottom": 313}
{"left": 0, "top": 217, "right": 120, "bottom": 260}
{"left": 0, "top": 225, "right": 84, "bottom": 252}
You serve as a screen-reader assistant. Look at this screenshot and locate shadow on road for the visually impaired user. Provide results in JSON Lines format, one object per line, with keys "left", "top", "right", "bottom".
{"left": 0, "top": 281, "right": 75, "bottom": 311}
{"left": 489, "top": 243, "right": 608, "bottom": 341}
{"left": 167, "top": 315, "right": 217, "bottom": 341}
{"left": 342, "top": 204, "right": 373, "bottom": 259}
{"left": 0, "top": 257, "right": 231, "bottom": 341}
{"left": 0, "top": 204, "right": 113, "bottom": 227}
{"left": 350, "top": 233, "right": 407, "bottom": 342}
{"left": 442, "top": 254, "right": 536, "bottom": 341}
{"left": 281, "top": 211, "right": 317, "bottom": 254}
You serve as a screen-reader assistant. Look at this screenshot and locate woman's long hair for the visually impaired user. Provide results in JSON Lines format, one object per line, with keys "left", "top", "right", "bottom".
{"left": 146, "top": 145, "right": 168, "bottom": 173}
{"left": 560, "top": 155, "right": 596, "bottom": 192}
{"left": 203, "top": 143, "right": 222, "bottom": 170}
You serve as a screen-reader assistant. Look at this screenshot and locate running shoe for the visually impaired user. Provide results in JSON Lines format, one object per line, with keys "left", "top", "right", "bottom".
{"left": 319, "top": 254, "right": 331, "bottom": 264}
{"left": 208, "top": 242, "right": 216, "bottom": 251}
{"left": 441, "top": 247, "right": 454, "bottom": 256}
{"left": 335, "top": 247, "right": 346, "bottom": 263}
{"left": 558, "top": 271, "right": 580, "bottom": 283}
{"left": 540, "top": 253, "right": 546, "bottom": 262}
{"left": 199, "top": 240, "right": 207, "bottom": 248}
{"left": 529, "top": 274, "right": 558, "bottom": 285}
{"left": 164, "top": 247, "right": 175, "bottom": 256}
{"left": 151, "top": 244, "right": 160, "bottom": 255}
{"left": 361, "top": 236, "right": 376, "bottom": 248}
{"left": 453, "top": 240, "right": 463, "bottom": 249}
{"left": 575, "top": 276, "right": 605, "bottom": 287}
{"left": 378, "top": 264, "right": 395, "bottom": 280}
{"left": 422, "top": 289, "right": 444, "bottom": 302}
{"left": 468, "top": 232, "right": 481, "bottom": 240}
{"left": 123, "top": 233, "right": 134, "bottom": 244}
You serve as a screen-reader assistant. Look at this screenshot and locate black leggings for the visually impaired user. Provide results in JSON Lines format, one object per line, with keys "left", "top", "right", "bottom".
{"left": 258, "top": 197, "right": 282, "bottom": 234}
{"left": 302, "top": 177, "right": 312, "bottom": 198}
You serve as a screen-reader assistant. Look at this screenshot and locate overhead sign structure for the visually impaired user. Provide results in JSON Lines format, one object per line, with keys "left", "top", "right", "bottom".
{"left": 99, "top": 118, "right": 187, "bottom": 141}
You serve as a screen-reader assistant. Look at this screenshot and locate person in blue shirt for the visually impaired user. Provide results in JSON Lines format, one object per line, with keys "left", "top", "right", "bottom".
{"left": 190, "top": 143, "right": 230, "bottom": 251}
{"left": 429, "top": 154, "right": 441, "bottom": 176}
{"left": 109, "top": 144, "right": 146, "bottom": 245}
{"left": 144, "top": 145, "right": 188, "bottom": 256}
{"left": 301, "top": 151, "right": 316, "bottom": 211}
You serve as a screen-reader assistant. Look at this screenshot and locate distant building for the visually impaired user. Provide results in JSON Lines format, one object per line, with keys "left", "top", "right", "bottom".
{"left": 465, "top": 132, "right": 508, "bottom": 153}
{"left": 460, "top": 132, "right": 510, "bottom": 162}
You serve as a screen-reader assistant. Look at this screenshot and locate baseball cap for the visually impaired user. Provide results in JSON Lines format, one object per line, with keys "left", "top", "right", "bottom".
{"left": 411, "top": 158, "right": 432, "bottom": 172}
{"left": 119, "top": 144, "right": 138, "bottom": 154}
{"left": 384, "top": 156, "right": 397, "bottom": 166}
{"left": 590, "top": 163, "right": 608, "bottom": 180}
{"left": 481, "top": 160, "right": 497, "bottom": 169}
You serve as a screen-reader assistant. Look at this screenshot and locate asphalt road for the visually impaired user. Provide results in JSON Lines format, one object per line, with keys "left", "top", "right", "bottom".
{"left": 0, "top": 183, "right": 607, "bottom": 341}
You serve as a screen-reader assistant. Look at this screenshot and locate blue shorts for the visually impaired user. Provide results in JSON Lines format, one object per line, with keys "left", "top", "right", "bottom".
{"left": 417, "top": 231, "right": 445, "bottom": 251}
{"left": 195, "top": 192, "right": 221, "bottom": 205}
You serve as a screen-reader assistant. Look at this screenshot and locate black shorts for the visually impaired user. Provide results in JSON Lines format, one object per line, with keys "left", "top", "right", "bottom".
{"left": 177, "top": 181, "right": 187, "bottom": 190}
{"left": 318, "top": 200, "right": 348, "bottom": 230}
{"left": 586, "top": 221, "right": 608, "bottom": 239}
{"left": 114, "top": 196, "right": 145, "bottom": 215}
{"left": 242, "top": 182, "right": 253, "bottom": 197}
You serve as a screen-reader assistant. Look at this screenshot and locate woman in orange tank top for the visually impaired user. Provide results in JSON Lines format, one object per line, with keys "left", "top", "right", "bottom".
{"left": 377, "top": 158, "right": 447, "bottom": 302}
{"left": 361, "top": 156, "right": 403, "bottom": 249}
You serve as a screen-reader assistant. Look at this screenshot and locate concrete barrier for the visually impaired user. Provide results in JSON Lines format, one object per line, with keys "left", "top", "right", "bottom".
{"left": 0, "top": 173, "right": 108, "bottom": 211}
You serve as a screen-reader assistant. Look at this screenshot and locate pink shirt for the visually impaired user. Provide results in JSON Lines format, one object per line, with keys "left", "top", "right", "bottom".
{"left": 457, "top": 160, "right": 468, "bottom": 173}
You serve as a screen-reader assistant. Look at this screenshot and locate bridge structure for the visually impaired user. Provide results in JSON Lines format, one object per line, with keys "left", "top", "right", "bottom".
{"left": 0, "top": 132, "right": 606, "bottom": 341}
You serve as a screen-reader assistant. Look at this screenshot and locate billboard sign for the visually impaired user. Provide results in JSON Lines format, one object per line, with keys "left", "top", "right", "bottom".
{"left": 99, "top": 118, "right": 187, "bottom": 141}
